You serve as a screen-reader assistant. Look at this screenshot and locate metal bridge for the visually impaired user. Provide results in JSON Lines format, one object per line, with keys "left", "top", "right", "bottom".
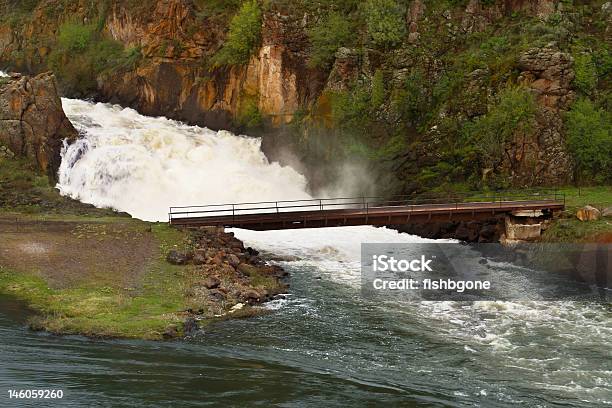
{"left": 169, "top": 191, "right": 565, "bottom": 231}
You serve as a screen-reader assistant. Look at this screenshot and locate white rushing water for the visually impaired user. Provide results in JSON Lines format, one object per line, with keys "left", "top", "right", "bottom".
{"left": 58, "top": 99, "right": 312, "bottom": 221}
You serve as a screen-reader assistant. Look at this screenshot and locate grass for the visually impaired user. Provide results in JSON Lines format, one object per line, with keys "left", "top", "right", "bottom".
{"left": 0, "top": 223, "right": 199, "bottom": 340}
{"left": 541, "top": 186, "right": 612, "bottom": 243}
{"left": 0, "top": 157, "right": 201, "bottom": 339}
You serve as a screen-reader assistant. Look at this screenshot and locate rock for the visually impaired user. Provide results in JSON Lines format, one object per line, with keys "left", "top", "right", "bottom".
{"left": 166, "top": 250, "right": 190, "bottom": 265}
{"left": 576, "top": 205, "right": 601, "bottom": 221}
{"left": 0, "top": 72, "right": 78, "bottom": 182}
{"left": 602, "top": 207, "right": 612, "bottom": 218}
{"left": 240, "top": 289, "right": 262, "bottom": 303}
{"left": 162, "top": 324, "right": 179, "bottom": 339}
{"left": 208, "top": 289, "right": 226, "bottom": 301}
{"left": 183, "top": 317, "right": 199, "bottom": 335}
{"left": 227, "top": 253, "right": 240, "bottom": 267}
{"left": 237, "top": 263, "right": 259, "bottom": 277}
{"left": 202, "top": 276, "right": 220, "bottom": 289}
{"left": 192, "top": 253, "right": 207, "bottom": 265}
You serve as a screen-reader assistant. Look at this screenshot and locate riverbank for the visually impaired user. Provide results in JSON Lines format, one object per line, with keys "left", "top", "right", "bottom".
{"left": 0, "top": 159, "right": 288, "bottom": 340}
{"left": 541, "top": 186, "right": 612, "bottom": 243}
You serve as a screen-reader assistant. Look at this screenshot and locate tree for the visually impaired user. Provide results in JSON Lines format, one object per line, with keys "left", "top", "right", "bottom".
{"left": 364, "top": 0, "right": 406, "bottom": 49}
{"left": 565, "top": 98, "right": 612, "bottom": 183}
{"left": 212, "top": 0, "right": 262, "bottom": 66}
{"left": 462, "top": 86, "right": 537, "bottom": 172}
{"left": 308, "top": 12, "right": 351, "bottom": 68}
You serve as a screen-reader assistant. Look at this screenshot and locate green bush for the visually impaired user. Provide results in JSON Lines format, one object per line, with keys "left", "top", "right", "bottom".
{"left": 58, "top": 22, "right": 97, "bottom": 52}
{"left": 329, "top": 84, "right": 371, "bottom": 132}
{"left": 308, "top": 12, "right": 352, "bottom": 68}
{"left": 212, "top": 0, "right": 262, "bottom": 66}
{"left": 237, "top": 97, "right": 263, "bottom": 129}
{"left": 565, "top": 98, "right": 612, "bottom": 184}
{"left": 462, "top": 86, "right": 537, "bottom": 172}
{"left": 392, "top": 69, "right": 432, "bottom": 127}
{"left": 371, "top": 69, "right": 386, "bottom": 108}
{"left": 364, "top": 0, "right": 406, "bottom": 49}
{"left": 573, "top": 52, "right": 597, "bottom": 94}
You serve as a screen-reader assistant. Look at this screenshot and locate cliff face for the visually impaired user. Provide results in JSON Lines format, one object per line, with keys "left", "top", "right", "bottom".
{"left": 0, "top": 72, "right": 78, "bottom": 182}
{"left": 95, "top": 0, "right": 317, "bottom": 129}
{"left": 1, "top": 0, "right": 609, "bottom": 192}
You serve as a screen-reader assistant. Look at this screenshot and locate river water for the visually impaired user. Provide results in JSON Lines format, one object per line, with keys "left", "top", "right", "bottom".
{"left": 0, "top": 94, "right": 610, "bottom": 407}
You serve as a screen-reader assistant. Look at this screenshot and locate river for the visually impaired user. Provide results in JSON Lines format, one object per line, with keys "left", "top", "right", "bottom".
{"left": 0, "top": 94, "right": 610, "bottom": 407}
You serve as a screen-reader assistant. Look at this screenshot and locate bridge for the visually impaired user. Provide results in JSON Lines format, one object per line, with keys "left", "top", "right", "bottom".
{"left": 169, "top": 191, "right": 565, "bottom": 231}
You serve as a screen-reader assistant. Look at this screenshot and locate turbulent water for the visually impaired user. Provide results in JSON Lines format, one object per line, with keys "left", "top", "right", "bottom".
{"left": 0, "top": 94, "right": 610, "bottom": 407}
{"left": 57, "top": 99, "right": 312, "bottom": 221}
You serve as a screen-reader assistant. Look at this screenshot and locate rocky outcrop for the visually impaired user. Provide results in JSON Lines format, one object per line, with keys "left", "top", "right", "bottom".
{"left": 0, "top": 72, "right": 77, "bottom": 182}
{"left": 498, "top": 46, "right": 576, "bottom": 185}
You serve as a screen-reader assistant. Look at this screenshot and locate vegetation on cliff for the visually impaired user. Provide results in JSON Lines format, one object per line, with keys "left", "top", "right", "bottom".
{"left": 0, "top": 0, "right": 610, "bottom": 194}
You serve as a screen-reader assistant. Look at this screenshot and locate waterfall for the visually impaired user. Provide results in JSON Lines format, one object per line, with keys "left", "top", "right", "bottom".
{"left": 57, "top": 98, "right": 312, "bottom": 221}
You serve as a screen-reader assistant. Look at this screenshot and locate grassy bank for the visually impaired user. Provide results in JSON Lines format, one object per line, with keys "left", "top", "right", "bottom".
{"left": 0, "top": 221, "right": 196, "bottom": 339}
{"left": 542, "top": 186, "right": 612, "bottom": 243}
{"left": 0, "top": 157, "right": 283, "bottom": 339}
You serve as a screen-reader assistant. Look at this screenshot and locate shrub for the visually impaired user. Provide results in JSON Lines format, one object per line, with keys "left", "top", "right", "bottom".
{"left": 212, "top": 0, "right": 262, "bottom": 66}
{"left": 58, "top": 22, "right": 97, "bottom": 52}
{"left": 364, "top": 0, "right": 406, "bottom": 49}
{"left": 565, "top": 98, "right": 612, "bottom": 184}
{"left": 328, "top": 84, "right": 371, "bottom": 132}
{"left": 237, "top": 97, "right": 263, "bottom": 129}
{"left": 392, "top": 69, "right": 431, "bottom": 127}
{"left": 371, "top": 69, "right": 385, "bottom": 108}
{"left": 573, "top": 52, "right": 597, "bottom": 94}
{"left": 462, "top": 86, "right": 537, "bottom": 172}
{"left": 308, "top": 12, "right": 352, "bottom": 68}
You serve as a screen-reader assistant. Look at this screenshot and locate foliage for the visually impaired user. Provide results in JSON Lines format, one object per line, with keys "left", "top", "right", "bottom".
{"left": 212, "top": 0, "right": 262, "bottom": 66}
{"left": 392, "top": 69, "right": 432, "bottom": 128}
{"left": 572, "top": 52, "right": 598, "bottom": 94}
{"left": 58, "top": 22, "right": 97, "bottom": 52}
{"left": 308, "top": 12, "right": 352, "bottom": 68}
{"left": 462, "top": 86, "right": 537, "bottom": 172}
{"left": 371, "top": 69, "right": 386, "bottom": 108}
{"left": 564, "top": 98, "right": 612, "bottom": 184}
{"left": 363, "top": 0, "right": 405, "bottom": 49}
{"left": 237, "top": 97, "right": 263, "bottom": 129}
{"left": 49, "top": 21, "right": 142, "bottom": 95}
{"left": 328, "top": 83, "right": 371, "bottom": 133}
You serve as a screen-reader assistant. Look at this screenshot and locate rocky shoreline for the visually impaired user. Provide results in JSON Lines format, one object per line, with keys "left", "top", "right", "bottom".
{"left": 163, "top": 226, "right": 289, "bottom": 338}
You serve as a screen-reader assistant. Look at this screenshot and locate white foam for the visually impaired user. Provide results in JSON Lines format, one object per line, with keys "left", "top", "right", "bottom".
{"left": 58, "top": 99, "right": 312, "bottom": 221}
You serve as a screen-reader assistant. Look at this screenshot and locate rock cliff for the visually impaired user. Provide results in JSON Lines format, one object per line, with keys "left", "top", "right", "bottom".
{"left": 1, "top": 0, "right": 609, "bottom": 191}
{"left": 0, "top": 72, "right": 78, "bottom": 182}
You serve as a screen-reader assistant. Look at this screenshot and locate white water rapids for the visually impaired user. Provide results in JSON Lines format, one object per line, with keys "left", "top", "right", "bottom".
{"left": 6, "top": 92, "right": 607, "bottom": 405}
{"left": 57, "top": 99, "right": 312, "bottom": 221}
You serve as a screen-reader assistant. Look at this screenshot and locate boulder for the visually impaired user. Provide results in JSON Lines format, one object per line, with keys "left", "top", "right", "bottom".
{"left": 202, "top": 276, "right": 220, "bottom": 289}
{"left": 166, "top": 249, "right": 191, "bottom": 265}
{"left": 576, "top": 205, "right": 601, "bottom": 221}
{"left": 240, "top": 289, "right": 262, "bottom": 303}
{"left": 602, "top": 207, "right": 612, "bottom": 218}
{"left": 227, "top": 253, "right": 240, "bottom": 267}
{"left": 192, "top": 253, "right": 207, "bottom": 265}
{"left": 0, "top": 72, "right": 78, "bottom": 182}
{"left": 162, "top": 324, "right": 179, "bottom": 339}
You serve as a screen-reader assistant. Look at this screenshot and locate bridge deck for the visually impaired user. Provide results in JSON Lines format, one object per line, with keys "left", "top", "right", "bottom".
{"left": 169, "top": 198, "right": 564, "bottom": 231}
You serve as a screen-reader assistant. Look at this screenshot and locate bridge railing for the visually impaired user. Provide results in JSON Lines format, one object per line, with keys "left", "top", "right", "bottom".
{"left": 169, "top": 189, "right": 565, "bottom": 222}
